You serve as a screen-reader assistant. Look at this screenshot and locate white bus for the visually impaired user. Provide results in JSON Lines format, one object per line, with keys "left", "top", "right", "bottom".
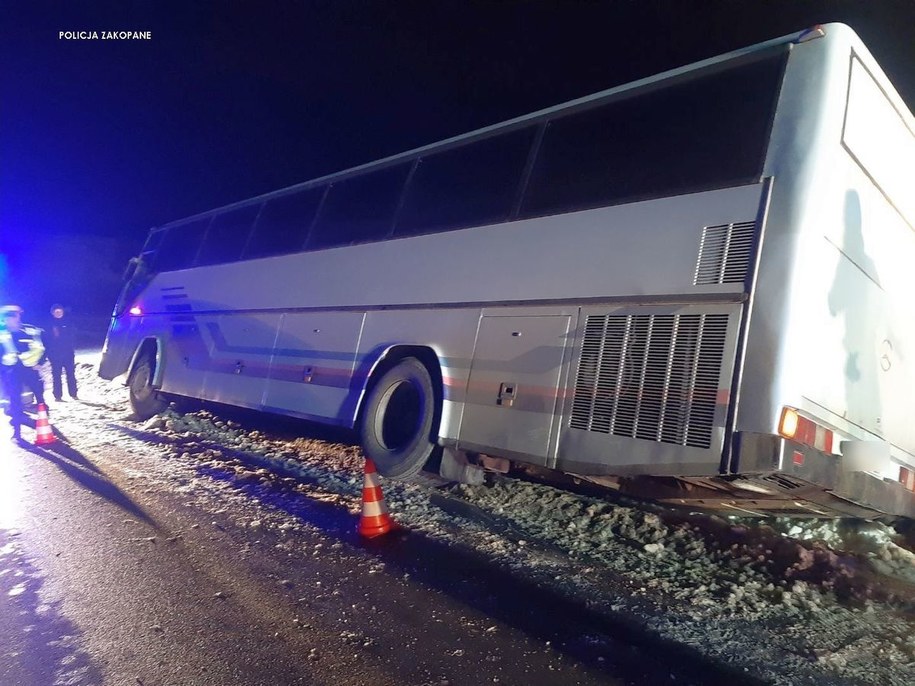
{"left": 101, "top": 24, "right": 915, "bottom": 519}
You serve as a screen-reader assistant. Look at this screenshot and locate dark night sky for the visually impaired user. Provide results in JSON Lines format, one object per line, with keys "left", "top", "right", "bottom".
{"left": 1, "top": 1, "right": 914, "bottom": 315}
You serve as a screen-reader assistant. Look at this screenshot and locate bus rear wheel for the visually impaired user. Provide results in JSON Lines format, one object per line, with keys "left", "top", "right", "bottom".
{"left": 128, "top": 353, "right": 167, "bottom": 420}
{"left": 360, "top": 357, "right": 438, "bottom": 480}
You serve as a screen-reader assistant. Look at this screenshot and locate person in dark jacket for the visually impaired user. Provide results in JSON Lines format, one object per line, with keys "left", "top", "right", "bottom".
{"left": 45, "top": 304, "right": 78, "bottom": 401}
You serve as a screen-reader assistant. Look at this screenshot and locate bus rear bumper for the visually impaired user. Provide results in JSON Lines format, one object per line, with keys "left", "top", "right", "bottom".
{"left": 602, "top": 434, "right": 915, "bottom": 519}
{"left": 723, "top": 432, "right": 915, "bottom": 519}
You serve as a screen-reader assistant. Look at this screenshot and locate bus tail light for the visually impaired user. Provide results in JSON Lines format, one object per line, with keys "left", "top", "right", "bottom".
{"left": 900, "top": 467, "right": 915, "bottom": 492}
{"left": 129, "top": 305, "right": 143, "bottom": 316}
{"left": 778, "top": 407, "right": 834, "bottom": 453}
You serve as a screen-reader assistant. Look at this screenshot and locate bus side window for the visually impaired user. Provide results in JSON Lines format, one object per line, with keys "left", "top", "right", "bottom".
{"left": 132, "top": 228, "right": 166, "bottom": 277}
{"left": 394, "top": 127, "right": 537, "bottom": 238}
{"left": 141, "top": 228, "right": 166, "bottom": 261}
{"left": 520, "top": 51, "right": 786, "bottom": 218}
{"left": 196, "top": 204, "right": 262, "bottom": 266}
{"left": 153, "top": 218, "right": 210, "bottom": 272}
{"left": 244, "top": 187, "right": 325, "bottom": 259}
{"left": 307, "top": 164, "right": 410, "bottom": 250}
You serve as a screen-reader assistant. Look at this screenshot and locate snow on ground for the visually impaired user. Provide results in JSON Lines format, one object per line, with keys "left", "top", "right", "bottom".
{"left": 35, "top": 356, "right": 915, "bottom": 685}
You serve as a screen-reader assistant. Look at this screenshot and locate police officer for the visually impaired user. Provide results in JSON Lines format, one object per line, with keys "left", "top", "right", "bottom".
{"left": 0, "top": 305, "right": 47, "bottom": 442}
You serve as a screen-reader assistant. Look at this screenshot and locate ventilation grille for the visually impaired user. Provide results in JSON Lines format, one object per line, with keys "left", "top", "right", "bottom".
{"left": 694, "top": 221, "right": 756, "bottom": 285}
{"left": 570, "top": 313, "right": 729, "bottom": 449}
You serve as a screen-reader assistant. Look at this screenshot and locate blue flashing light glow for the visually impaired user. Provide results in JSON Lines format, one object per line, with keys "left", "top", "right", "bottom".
{"left": 0, "top": 253, "right": 9, "bottom": 306}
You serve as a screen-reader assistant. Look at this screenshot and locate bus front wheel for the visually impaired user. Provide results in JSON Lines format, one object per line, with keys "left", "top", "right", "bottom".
{"left": 128, "top": 353, "right": 167, "bottom": 420}
{"left": 360, "top": 357, "right": 438, "bottom": 480}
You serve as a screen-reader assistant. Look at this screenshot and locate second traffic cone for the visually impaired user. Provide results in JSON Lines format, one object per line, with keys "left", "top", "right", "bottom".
{"left": 34, "top": 403, "right": 57, "bottom": 445}
{"left": 358, "top": 459, "right": 397, "bottom": 538}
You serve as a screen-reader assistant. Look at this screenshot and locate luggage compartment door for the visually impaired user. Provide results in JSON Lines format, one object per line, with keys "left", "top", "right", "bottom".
{"left": 458, "top": 314, "right": 571, "bottom": 464}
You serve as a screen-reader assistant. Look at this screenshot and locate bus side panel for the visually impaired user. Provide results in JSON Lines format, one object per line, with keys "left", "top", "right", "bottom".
{"left": 730, "top": 31, "right": 841, "bottom": 449}
{"left": 157, "top": 185, "right": 766, "bottom": 314}
{"left": 556, "top": 302, "right": 742, "bottom": 477}
{"left": 199, "top": 312, "right": 282, "bottom": 409}
{"left": 158, "top": 314, "right": 211, "bottom": 399}
{"left": 262, "top": 312, "right": 365, "bottom": 424}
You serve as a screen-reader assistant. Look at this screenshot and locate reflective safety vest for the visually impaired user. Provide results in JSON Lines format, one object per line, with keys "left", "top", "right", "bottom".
{"left": 0, "top": 324, "right": 45, "bottom": 368}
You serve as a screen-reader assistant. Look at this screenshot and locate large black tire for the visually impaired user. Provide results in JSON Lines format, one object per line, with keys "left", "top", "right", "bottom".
{"left": 359, "top": 357, "right": 439, "bottom": 480}
{"left": 128, "top": 353, "right": 167, "bottom": 420}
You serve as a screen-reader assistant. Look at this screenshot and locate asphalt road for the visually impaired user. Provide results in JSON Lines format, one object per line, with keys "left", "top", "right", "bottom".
{"left": 0, "top": 407, "right": 747, "bottom": 686}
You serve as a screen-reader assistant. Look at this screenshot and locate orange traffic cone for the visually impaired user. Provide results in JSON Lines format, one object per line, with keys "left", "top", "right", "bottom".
{"left": 34, "top": 403, "right": 56, "bottom": 445}
{"left": 358, "top": 459, "right": 398, "bottom": 538}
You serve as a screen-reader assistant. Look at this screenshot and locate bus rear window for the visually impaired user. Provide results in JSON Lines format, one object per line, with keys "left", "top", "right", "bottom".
{"left": 843, "top": 56, "right": 915, "bottom": 229}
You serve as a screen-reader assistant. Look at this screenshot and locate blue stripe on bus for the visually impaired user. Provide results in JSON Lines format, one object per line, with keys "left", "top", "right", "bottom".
{"left": 164, "top": 316, "right": 464, "bottom": 404}
{"left": 205, "top": 322, "right": 364, "bottom": 362}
